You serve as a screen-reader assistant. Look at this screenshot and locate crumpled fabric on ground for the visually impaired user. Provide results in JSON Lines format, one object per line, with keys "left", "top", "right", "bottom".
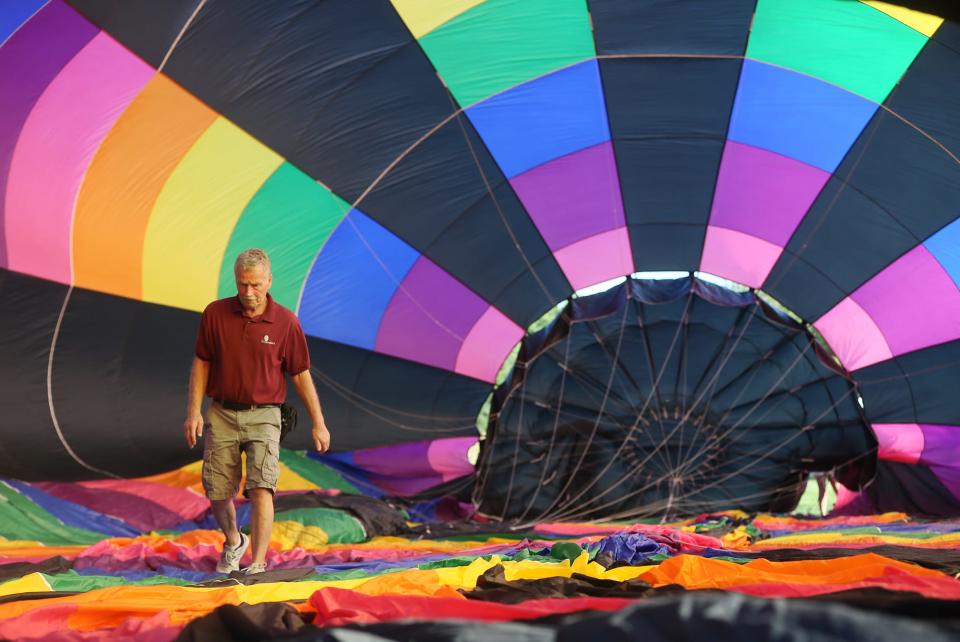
{"left": 461, "top": 563, "right": 655, "bottom": 604}
{"left": 595, "top": 532, "right": 671, "bottom": 564}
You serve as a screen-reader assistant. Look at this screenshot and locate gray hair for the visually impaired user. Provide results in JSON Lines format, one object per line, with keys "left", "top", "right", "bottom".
{"left": 234, "top": 248, "right": 271, "bottom": 275}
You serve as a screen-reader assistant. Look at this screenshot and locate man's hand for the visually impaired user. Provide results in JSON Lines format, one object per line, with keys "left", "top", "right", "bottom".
{"left": 312, "top": 424, "right": 331, "bottom": 453}
{"left": 184, "top": 415, "right": 204, "bottom": 448}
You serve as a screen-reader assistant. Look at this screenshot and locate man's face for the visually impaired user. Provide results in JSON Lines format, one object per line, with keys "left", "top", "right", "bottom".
{"left": 235, "top": 264, "right": 272, "bottom": 312}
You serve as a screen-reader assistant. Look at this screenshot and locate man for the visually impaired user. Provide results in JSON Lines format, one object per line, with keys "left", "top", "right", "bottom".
{"left": 183, "top": 248, "right": 331, "bottom": 575}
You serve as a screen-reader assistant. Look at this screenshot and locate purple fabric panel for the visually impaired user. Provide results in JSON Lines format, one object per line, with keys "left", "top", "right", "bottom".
{"left": 851, "top": 246, "right": 960, "bottom": 356}
{"left": 0, "top": 0, "right": 97, "bottom": 267}
{"left": 919, "top": 425, "right": 960, "bottom": 467}
{"left": 509, "top": 141, "right": 624, "bottom": 250}
{"left": 375, "top": 257, "right": 489, "bottom": 371}
{"left": 352, "top": 440, "right": 432, "bottom": 475}
{"left": 35, "top": 483, "right": 184, "bottom": 532}
{"left": 709, "top": 141, "right": 830, "bottom": 246}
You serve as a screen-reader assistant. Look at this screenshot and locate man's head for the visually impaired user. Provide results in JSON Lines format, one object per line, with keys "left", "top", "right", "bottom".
{"left": 234, "top": 248, "right": 273, "bottom": 313}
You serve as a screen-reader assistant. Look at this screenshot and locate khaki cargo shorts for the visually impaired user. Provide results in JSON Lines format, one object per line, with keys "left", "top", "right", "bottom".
{"left": 202, "top": 403, "right": 281, "bottom": 500}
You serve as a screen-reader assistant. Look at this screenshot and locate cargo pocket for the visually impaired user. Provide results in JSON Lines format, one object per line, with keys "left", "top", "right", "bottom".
{"left": 259, "top": 439, "right": 280, "bottom": 488}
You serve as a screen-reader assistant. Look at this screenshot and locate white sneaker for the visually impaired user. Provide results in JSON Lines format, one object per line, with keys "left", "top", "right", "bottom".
{"left": 216, "top": 532, "right": 249, "bottom": 574}
{"left": 241, "top": 562, "right": 267, "bottom": 575}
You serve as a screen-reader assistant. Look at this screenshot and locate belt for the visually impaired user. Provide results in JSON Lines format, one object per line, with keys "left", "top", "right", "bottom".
{"left": 215, "top": 399, "right": 281, "bottom": 411}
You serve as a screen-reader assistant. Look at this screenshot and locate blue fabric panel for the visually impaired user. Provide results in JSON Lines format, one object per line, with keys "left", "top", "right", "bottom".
{"left": 308, "top": 452, "right": 383, "bottom": 497}
{"left": 7, "top": 480, "right": 140, "bottom": 537}
{"left": 299, "top": 211, "right": 419, "bottom": 349}
{"left": 0, "top": 0, "right": 47, "bottom": 44}
{"left": 465, "top": 59, "right": 609, "bottom": 178}
{"left": 728, "top": 60, "right": 878, "bottom": 172}
{"left": 926, "top": 218, "right": 960, "bottom": 288}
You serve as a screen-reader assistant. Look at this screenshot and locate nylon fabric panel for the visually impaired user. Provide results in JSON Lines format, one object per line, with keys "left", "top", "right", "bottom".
{"left": 0, "top": 270, "right": 94, "bottom": 480}
{"left": 141, "top": 117, "right": 283, "bottom": 312}
{"left": 764, "top": 108, "right": 960, "bottom": 320}
{"left": 300, "top": 210, "right": 421, "bottom": 350}
{"left": 414, "top": 0, "right": 595, "bottom": 107}
{"left": 0, "top": 0, "right": 46, "bottom": 44}
{"left": 357, "top": 114, "right": 571, "bottom": 327}
{"left": 748, "top": 0, "right": 929, "bottom": 103}
{"left": 925, "top": 219, "right": 960, "bottom": 287}
{"left": 587, "top": 0, "right": 755, "bottom": 55}
{"left": 73, "top": 74, "right": 216, "bottom": 301}
{"left": 216, "top": 163, "right": 350, "bottom": 310}
{"left": 854, "top": 460, "right": 960, "bottom": 516}
{"left": 159, "top": 0, "right": 453, "bottom": 204}
{"left": 390, "top": 0, "right": 486, "bottom": 39}
{"left": 856, "top": 340, "right": 960, "bottom": 426}
{"left": 306, "top": 337, "right": 488, "bottom": 452}
{"left": 0, "top": 1, "right": 97, "bottom": 270}
{"left": 65, "top": 0, "right": 201, "bottom": 68}
{"left": 599, "top": 58, "right": 741, "bottom": 272}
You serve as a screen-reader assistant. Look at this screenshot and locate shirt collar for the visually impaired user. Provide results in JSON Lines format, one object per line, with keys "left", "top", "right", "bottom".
{"left": 231, "top": 293, "right": 277, "bottom": 323}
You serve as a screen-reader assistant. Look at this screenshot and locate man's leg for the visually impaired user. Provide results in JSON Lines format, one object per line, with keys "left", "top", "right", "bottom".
{"left": 210, "top": 498, "right": 241, "bottom": 547}
{"left": 247, "top": 488, "right": 273, "bottom": 566}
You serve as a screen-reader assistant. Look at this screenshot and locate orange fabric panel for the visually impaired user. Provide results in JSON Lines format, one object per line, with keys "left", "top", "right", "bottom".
{"left": 72, "top": 73, "right": 216, "bottom": 299}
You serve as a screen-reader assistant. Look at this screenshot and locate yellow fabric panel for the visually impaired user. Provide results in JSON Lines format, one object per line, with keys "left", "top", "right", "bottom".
{"left": 275, "top": 463, "right": 320, "bottom": 492}
{"left": 141, "top": 117, "right": 283, "bottom": 312}
{"left": 391, "top": 0, "right": 486, "bottom": 38}
{"left": 862, "top": 1, "right": 944, "bottom": 36}
{"left": 137, "top": 461, "right": 204, "bottom": 494}
{"left": 271, "top": 521, "right": 329, "bottom": 550}
{"left": 235, "top": 577, "right": 370, "bottom": 604}
{"left": 0, "top": 573, "right": 50, "bottom": 598}
{"left": 433, "top": 555, "right": 500, "bottom": 591}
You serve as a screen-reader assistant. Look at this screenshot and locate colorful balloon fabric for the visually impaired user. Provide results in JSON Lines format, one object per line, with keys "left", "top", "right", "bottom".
{"left": 3, "top": 0, "right": 960, "bottom": 639}
{"left": 0, "top": 457, "right": 958, "bottom": 640}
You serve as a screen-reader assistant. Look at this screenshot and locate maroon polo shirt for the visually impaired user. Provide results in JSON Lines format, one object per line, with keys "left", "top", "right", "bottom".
{"left": 194, "top": 293, "right": 310, "bottom": 404}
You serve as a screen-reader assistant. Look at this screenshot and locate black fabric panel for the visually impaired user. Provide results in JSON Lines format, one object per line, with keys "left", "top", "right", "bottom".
{"left": 305, "top": 337, "right": 487, "bottom": 453}
{"left": 933, "top": 17, "right": 960, "bottom": 50}
{"left": 0, "top": 269, "right": 117, "bottom": 480}
{"left": 65, "top": 0, "right": 199, "bottom": 68}
{"left": 588, "top": 0, "right": 755, "bottom": 55}
{"left": 856, "top": 340, "right": 960, "bottom": 425}
{"left": 174, "top": 601, "right": 307, "bottom": 641}
{"left": 599, "top": 58, "right": 741, "bottom": 273}
{"left": 887, "top": 34, "right": 960, "bottom": 160}
{"left": 764, "top": 105, "right": 960, "bottom": 320}
{"left": 462, "top": 564, "right": 654, "bottom": 603}
{"left": 159, "top": 0, "right": 454, "bottom": 205}
{"left": 358, "top": 115, "right": 571, "bottom": 326}
{"left": 0, "top": 556, "right": 72, "bottom": 581}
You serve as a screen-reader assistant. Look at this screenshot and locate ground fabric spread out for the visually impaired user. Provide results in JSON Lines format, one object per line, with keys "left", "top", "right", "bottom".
{"left": 0, "top": 453, "right": 958, "bottom": 641}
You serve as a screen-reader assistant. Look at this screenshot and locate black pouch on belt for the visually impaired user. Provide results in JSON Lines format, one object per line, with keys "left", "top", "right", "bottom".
{"left": 280, "top": 403, "right": 298, "bottom": 442}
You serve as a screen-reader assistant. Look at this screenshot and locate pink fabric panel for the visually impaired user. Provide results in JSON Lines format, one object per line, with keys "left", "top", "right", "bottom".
{"left": 814, "top": 298, "right": 893, "bottom": 371}
{"left": 698, "top": 225, "right": 782, "bottom": 288}
{"left": 851, "top": 245, "right": 960, "bottom": 358}
{"left": 78, "top": 479, "right": 209, "bottom": 521}
{"left": 426, "top": 436, "right": 478, "bottom": 481}
{"left": 455, "top": 305, "right": 524, "bottom": 382}
{"left": 872, "top": 423, "right": 924, "bottom": 464}
{"left": 553, "top": 227, "right": 634, "bottom": 292}
{"left": 4, "top": 32, "right": 153, "bottom": 284}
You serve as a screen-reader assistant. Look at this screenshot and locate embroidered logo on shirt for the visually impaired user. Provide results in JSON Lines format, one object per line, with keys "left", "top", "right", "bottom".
{"left": 261, "top": 334, "right": 276, "bottom": 345}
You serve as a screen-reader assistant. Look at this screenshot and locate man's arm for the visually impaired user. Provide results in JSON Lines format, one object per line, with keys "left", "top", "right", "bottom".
{"left": 291, "top": 369, "right": 330, "bottom": 452}
{"left": 184, "top": 357, "right": 210, "bottom": 448}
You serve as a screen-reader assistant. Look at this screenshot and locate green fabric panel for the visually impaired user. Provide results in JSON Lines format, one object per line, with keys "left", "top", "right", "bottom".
{"left": 417, "top": 0, "right": 595, "bottom": 106}
{"left": 0, "top": 483, "right": 104, "bottom": 546}
{"left": 747, "top": 0, "right": 929, "bottom": 103}
{"left": 217, "top": 162, "right": 350, "bottom": 310}
{"left": 44, "top": 571, "right": 193, "bottom": 592}
{"left": 275, "top": 507, "right": 366, "bottom": 544}
{"left": 279, "top": 449, "right": 360, "bottom": 494}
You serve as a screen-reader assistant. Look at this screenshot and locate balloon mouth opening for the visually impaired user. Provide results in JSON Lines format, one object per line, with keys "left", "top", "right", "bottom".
{"left": 471, "top": 273, "right": 875, "bottom": 523}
